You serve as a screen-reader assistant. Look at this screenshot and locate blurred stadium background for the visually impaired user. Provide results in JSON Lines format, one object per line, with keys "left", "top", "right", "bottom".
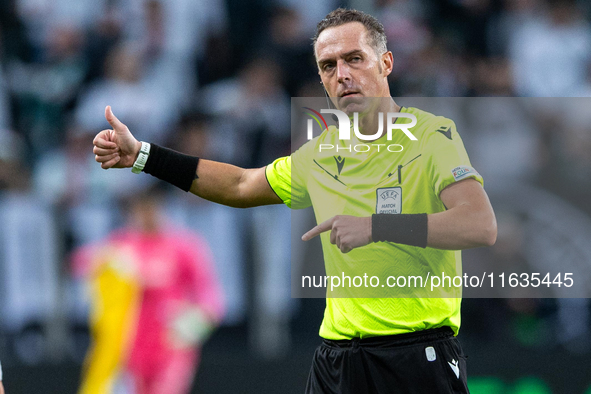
{"left": 1, "top": 0, "right": 591, "bottom": 392}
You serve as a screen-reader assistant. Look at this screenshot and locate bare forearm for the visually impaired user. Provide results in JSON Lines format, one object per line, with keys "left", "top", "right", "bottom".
{"left": 427, "top": 204, "right": 497, "bottom": 250}
{"left": 94, "top": 109, "right": 284, "bottom": 208}
{"left": 189, "top": 159, "right": 281, "bottom": 208}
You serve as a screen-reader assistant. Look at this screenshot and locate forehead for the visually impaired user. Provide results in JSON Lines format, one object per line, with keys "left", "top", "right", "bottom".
{"left": 315, "top": 22, "right": 372, "bottom": 61}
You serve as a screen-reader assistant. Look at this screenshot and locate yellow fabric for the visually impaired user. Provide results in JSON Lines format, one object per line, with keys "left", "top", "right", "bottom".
{"left": 78, "top": 253, "right": 140, "bottom": 394}
{"left": 266, "top": 106, "right": 483, "bottom": 340}
{"left": 266, "top": 156, "right": 293, "bottom": 208}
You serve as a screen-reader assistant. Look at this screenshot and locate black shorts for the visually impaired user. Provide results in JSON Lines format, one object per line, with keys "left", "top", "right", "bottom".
{"left": 305, "top": 327, "right": 469, "bottom": 394}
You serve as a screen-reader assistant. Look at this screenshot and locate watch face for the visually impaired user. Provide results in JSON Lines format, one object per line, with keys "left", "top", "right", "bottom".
{"left": 132, "top": 144, "right": 150, "bottom": 173}
{"left": 141, "top": 141, "right": 151, "bottom": 154}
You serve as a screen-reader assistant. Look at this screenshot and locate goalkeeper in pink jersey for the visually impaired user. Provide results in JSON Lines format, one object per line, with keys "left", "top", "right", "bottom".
{"left": 73, "top": 190, "right": 225, "bottom": 394}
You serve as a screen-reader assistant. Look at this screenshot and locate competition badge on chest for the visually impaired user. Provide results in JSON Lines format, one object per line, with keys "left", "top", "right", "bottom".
{"left": 376, "top": 187, "right": 402, "bottom": 214}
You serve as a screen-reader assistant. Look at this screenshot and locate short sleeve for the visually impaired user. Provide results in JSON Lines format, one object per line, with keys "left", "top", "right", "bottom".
{"left": 265, "top": 141, "right": 313, "bottom": 209}
{"left": 423, "top": 119, "right": 484, "bottom": 197}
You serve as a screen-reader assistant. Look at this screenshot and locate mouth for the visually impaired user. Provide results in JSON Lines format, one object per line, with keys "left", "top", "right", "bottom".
{"left": 340, "top": 90, "right": 361, "bottom": 98}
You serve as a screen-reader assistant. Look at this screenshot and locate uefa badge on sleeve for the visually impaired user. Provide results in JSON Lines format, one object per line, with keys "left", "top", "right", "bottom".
{"left": 376, "top": 187, "right": 402, "bottom": 214}
{"left": 451, "top": 166, "right": 479, "bottom": 181}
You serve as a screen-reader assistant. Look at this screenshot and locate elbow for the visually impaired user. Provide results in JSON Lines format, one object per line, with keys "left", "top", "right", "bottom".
{"left": 476, "top": 217, "right": 497, "bottom": 247}
{"left": 481, "top": 225, "right": 497, "bottom": 247}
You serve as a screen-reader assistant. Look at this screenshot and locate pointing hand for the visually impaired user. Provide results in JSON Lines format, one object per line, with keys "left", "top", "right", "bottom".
{"left": 302, "top": 215, "right": 373, "bottom": 253}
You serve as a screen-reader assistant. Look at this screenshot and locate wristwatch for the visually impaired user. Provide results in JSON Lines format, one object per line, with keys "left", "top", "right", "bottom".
{"left": 132, "top": 141, "right": 151, "bottom": 174}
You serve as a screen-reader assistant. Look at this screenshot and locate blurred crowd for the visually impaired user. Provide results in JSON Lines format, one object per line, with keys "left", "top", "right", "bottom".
{"left": 0, "top": 0, "right": 591, "bottom": 390}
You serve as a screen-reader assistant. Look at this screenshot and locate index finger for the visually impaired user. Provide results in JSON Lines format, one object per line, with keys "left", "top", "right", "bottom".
{"left": 93, "top": 130, "right": 117, "bottom": 149}
{"left": 302, "top": 217, "right": 334, "bottom": 241}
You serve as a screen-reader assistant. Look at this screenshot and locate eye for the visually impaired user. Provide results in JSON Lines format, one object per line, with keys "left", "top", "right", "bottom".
{"left": 350, "top": 56, "right": 362, "bottom": 62}
{"left": 323, "top": 63, "right": 335, "bottom": 71}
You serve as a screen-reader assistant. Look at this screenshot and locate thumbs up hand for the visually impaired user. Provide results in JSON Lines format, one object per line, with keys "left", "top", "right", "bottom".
{"left": 93, "top": 106, "right": 142, "bottom": 169}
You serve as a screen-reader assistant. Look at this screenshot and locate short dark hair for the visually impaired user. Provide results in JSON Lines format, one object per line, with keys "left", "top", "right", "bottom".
{"left": 312, "top": 8, "right": 388, "bottom": 57}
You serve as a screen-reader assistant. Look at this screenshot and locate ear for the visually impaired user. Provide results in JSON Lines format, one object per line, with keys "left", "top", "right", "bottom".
{"left": 381, "top": 51, "right": 393, "bottom": 77}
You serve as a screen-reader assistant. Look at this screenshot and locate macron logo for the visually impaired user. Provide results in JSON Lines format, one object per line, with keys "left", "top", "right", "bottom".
{"left": 448, "top": 359, "right": 460, "bottom": 379}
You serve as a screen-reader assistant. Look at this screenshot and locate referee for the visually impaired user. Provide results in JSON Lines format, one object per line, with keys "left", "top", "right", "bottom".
{"left": 93, "top": 8, "right": 496, "bottom": 394}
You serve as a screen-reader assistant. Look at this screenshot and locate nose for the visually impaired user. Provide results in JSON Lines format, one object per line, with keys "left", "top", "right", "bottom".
{"left": 336, "top": 60, "right": 351, "bottom": 84}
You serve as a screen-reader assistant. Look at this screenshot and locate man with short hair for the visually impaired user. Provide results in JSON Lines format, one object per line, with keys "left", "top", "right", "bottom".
{"left": 93, "top": 8, "right": 496, "bottom": 393}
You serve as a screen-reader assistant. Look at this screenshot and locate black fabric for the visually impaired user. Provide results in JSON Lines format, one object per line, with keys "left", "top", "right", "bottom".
{"left": 326, "top": 327, "right": 453, "bottom": 348}
{"left": 372, "top": 213, "right": 428, "bottom": 248}
{"left": 306, "top": 328, "right": 469, "bottom": 394}
{"left": 143, "top": 143, "right": 199, "bottom": 192}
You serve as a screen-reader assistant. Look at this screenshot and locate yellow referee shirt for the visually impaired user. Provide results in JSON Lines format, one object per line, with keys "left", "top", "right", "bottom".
{"left": 266, "top": 106, "right": 483, "bottom": 340}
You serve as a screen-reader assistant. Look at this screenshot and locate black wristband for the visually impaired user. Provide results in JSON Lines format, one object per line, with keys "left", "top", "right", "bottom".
{"left": 143, "top": 143, "right": 199, "bottom": 192}
{"left": 372, "top": 213, "right": 428, "bottom": 248}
